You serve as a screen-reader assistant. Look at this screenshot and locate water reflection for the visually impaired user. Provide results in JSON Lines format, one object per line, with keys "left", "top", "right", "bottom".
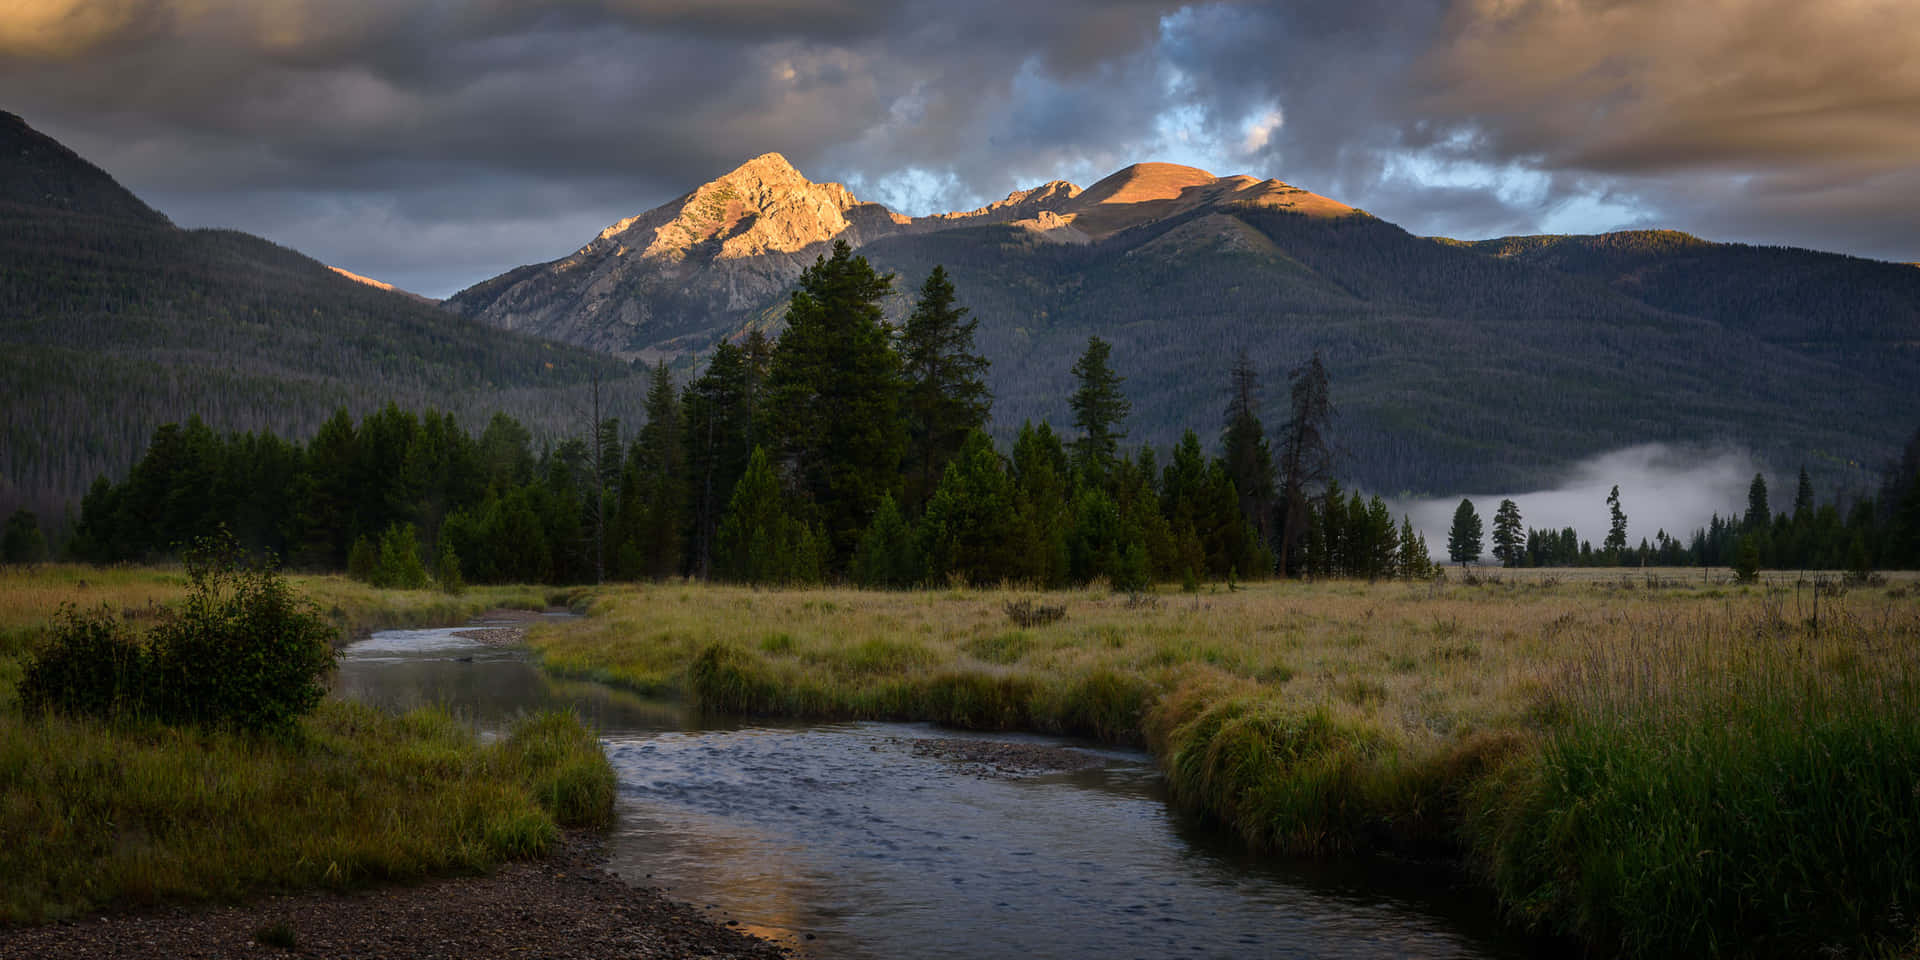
{"left": 334, "top": 622, "right": 685, "bottom": 734}
{"left": 338, "top": 626, "right": 1542, "bottom": 960}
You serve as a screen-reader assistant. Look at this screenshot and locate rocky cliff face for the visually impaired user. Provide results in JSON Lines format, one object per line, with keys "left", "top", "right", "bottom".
{"left": 445, "top": 153, "right": 1355, "bottom": 355}
{"left": 447, "top": 153, "right": 897, "bottom": 353}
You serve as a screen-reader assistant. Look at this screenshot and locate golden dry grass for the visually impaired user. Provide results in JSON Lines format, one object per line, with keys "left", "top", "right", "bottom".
{"left": 531, "top": 571, "right": 1919, "bottom": 750}
{"left": 529, "top": 571, "right": 1920, "bottom": 954}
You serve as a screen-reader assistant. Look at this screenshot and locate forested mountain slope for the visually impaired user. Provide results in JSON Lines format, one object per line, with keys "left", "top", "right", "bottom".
{"left": 853, "top": 207, "right": 1915, "bottom": 493}
{"left": 0, "top": 112, "right": 643, "bottom": 521}
{"left": 451, "top": 153, "right": 1919, "bottom": 495}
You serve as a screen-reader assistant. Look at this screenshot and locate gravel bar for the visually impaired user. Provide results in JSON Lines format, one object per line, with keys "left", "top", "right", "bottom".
{"left": 0, "top": 833, "right": 792, "bottom": 959}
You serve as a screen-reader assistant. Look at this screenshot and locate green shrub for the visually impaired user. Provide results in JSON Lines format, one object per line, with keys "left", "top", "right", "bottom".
{"left": 435, "top": 540, "right": 465, "bottom": 595}
{"left": 3, "top": 508, "right": 49, "bottom": 564}
{"left": 141, "top": 535, "right": 338, "bottom": 734}
{"left": 374, "top": 523, "right": 430, "bottom": 589}
{"left": 346, "top": 535, "right": 378, "bottom": 583}
{"left": 18, "top": 604, "right": 149, "bottom": 719}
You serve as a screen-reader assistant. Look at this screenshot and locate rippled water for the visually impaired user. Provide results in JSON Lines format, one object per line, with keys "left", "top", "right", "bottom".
{"left": 338, "top": 625, "right": 1541, "bottom": 959}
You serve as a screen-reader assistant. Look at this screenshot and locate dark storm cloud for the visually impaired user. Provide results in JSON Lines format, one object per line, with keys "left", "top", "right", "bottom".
{"left": 2, "top": 0, "right": 1915, "bottom": 295}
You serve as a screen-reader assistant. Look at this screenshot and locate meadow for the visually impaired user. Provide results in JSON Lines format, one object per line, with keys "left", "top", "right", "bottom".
{"left": 529, "top": 569, "right": 1920, "bottom": 957}
{"left": 0, "top": 565, "right": 612, "bottom": 924}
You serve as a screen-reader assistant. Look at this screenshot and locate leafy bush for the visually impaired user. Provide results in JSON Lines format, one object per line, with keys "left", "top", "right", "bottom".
{"left": 3, "top": 508, "right": 49, "bottom": 564}
{"left": 18, "top": 604, "right": 149, "bottom": 718}
{"left": 434, "top": 540, "right": 465, "bottom": 595}
{"left": 21, "top": 534, "right": 338, "bottom": 734}
{"left": 143, "top": 537, "right": 338, "bottom": 733}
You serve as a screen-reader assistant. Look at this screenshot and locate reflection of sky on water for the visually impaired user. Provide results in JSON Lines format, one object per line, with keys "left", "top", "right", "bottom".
{"left": 601, "top": 725, "right": 1537, "bottom": 960}
{"left": 340, "top": 627, "right": 1544, "bottom": 960}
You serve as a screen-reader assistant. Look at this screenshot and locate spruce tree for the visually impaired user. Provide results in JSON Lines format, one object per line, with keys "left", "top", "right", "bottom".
{"left": 1221, "top": 351, "right": 1276, "bottom": 546}
{"left": 632, "top": 361, "right": 687, "bottom": 580}
{"left": 917, "top": 432, "right": 1017, "bottom": 586}
{"left": 1793, "top": 466, "right": 1815, "bottom": 521}
{"left": 899, "top": 265, "right": 991, "bottom": 512}
{"left": 1492, "top": 498, "right": 1523, "bottom": 567}
{"left": 1363, "top": 496, "right": 1398, "bottom": 580}
{"left": 1745, "top": 473, "right": 1771, "bottom": 531}
{"left": 1275, "top": 352, "right": 1332, "bottom": 577}
{"left": 716, "top": 447, "right": 822, "bottom": 585}
{"left": 1447, "top": 498, "right": 1483, "bottom": 566}
{"left": 1397, "top": 515, "right": 1431, "bottom": 580}
{"left": 765, "top": 240, "right": 904, "bottom": 566}
{"left": 1068, "top": 336, "right": 1131, "bottom": 487}
{"left": 683, "top": 342, "right": 754, "bottom": 578}
{"left": 852, "top": 493, "right": 920, "bottom": 589}
{"left": 1605, "top": 485, "right": 1628, "bottom": 561}
{"left": 1010, "top": 421, "right": 1072, "bottom": 587}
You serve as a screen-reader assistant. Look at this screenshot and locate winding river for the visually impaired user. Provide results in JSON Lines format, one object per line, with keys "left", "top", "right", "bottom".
{"left": 336, "top": 621, "right": 1544, "bottom": 959}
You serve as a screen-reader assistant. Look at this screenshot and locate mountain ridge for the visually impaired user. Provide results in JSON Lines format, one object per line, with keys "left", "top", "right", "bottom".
{"left": 0, "top": 111, "right": 643, "bottom": 522}
{"left": 445, "top": 152, "right": 1361, "bottom": 352}
{"left": 446, "top": 151, "right": 1919, "bottom": 495}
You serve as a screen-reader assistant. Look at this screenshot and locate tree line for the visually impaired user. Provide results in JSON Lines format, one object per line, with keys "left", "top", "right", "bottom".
{"left": 15, "top": 239, "right": 1920, "bottom": 582}
{"left": 1437, "top": 457, "right": 1920, "bottom": 576}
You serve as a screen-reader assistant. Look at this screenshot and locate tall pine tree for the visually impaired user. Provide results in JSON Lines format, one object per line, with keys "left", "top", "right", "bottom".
{"left": 630, "top": 361, "right": 687, "bottom": 579}
{"left": 1221, "top": 351, "right": 1276, "bottom": 549}
{"left": 765, "top": 240, "right": 905, "bottom": 566}
{"left": 1068, "top": 336, "right": 1131, "bottom": 488}
{"left": 1447, "top": 498, "right": 1483, "bottom": 566}
{"left": 1492, "top": 498, "right": 1523, "bottom": 567}
{"left": 683, "top": 342, "right": 755, "bottom": 578}
{"left": 899, "top": 265, "right": 991, "bottom": 512}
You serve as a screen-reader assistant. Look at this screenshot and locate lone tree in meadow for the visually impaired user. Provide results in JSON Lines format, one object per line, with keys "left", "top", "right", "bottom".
{"left": 1492, "top": 498, "right": 1523, "bottom": 567}
{"left": 765, "top": 240, "right": 904, "bottom": 564}
{"left": 899, "top": 265, "right": 991, "bottom": 513}
{"left": 1447, "top": 498, "right": 1483, "bottom": 566}
{"left": 1605, "top": 484, "right": 1629, "bottom": 560}
{"left": 1068, "top": 335, "right": 1131, "bottom": 486}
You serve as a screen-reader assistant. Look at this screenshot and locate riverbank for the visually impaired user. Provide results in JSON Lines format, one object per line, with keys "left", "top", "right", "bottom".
{"left": 527, "top": 573, "right": 1920, "bottom": 957}
{"left": 0, "top": 830, "right": 787, "bottom": 960}
{"left": 0, "top": 568, "right": 779, "bottom": 958}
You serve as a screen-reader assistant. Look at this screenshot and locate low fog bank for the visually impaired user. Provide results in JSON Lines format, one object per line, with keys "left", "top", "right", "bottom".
{"left": 1389, "top": 445, "right": 1763, "bottom": 557}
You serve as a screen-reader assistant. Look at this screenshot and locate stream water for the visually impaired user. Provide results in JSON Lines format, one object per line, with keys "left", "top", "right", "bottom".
{"left": 337, "top": 623, "right": 1543, "bottom": 959}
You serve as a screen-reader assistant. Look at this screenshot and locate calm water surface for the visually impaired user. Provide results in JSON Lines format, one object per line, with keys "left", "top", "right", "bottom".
{"left": 338, "top": 624, "right": 1543, "bottom": 960}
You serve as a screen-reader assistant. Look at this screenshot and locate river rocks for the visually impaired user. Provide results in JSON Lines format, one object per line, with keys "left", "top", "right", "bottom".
{"left": 0, "top": 832, "right": 789, "bottom": 960}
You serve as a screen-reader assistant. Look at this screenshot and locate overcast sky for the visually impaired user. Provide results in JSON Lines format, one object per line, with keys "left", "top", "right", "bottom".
{"left": 6, "top": 0, "right": 1917, "bottom": 297}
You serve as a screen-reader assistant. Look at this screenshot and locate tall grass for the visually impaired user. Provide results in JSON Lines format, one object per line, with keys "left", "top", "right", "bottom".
{"left": 1467, "top": 600, "right": 1920, "bottom": 956}
{"left": 0, "top": 565, "right": 607, "bottom": 924}
{"left": 0, "top": 701, "right": 611, "bottom": 923}
{"left": 528, "top": 575, "right": 1920, "bottom": 955}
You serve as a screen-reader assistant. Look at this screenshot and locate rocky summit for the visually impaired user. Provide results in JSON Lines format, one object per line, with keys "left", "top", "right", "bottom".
{"left": 443, "top": 154, "right": 1354, "bottom": 356}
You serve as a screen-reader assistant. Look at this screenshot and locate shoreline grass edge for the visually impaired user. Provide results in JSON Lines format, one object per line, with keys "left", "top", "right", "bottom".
{"left": 527, "top": 576, "right": 1920, "bottom": 958}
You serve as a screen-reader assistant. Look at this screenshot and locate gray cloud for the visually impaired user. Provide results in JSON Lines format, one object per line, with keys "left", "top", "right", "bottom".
{"left": 3, "top": 0, "right": 1915, "bottom": 296}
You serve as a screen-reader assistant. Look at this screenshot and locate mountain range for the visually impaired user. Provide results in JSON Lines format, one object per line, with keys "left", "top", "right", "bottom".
{"left": 448, "top": 152, "right": 1920, "bottom": 495}
{"left": 0, "top": 111, "right": 644, "bottom": 523}
{"left": 3, "top": 110, "right": 1917, "bottom": 524}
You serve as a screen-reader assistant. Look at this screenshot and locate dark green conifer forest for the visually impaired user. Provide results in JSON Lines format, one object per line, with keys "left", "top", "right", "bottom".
{"left": 45, "top": 256, "right": 1920, "bottom": 584}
